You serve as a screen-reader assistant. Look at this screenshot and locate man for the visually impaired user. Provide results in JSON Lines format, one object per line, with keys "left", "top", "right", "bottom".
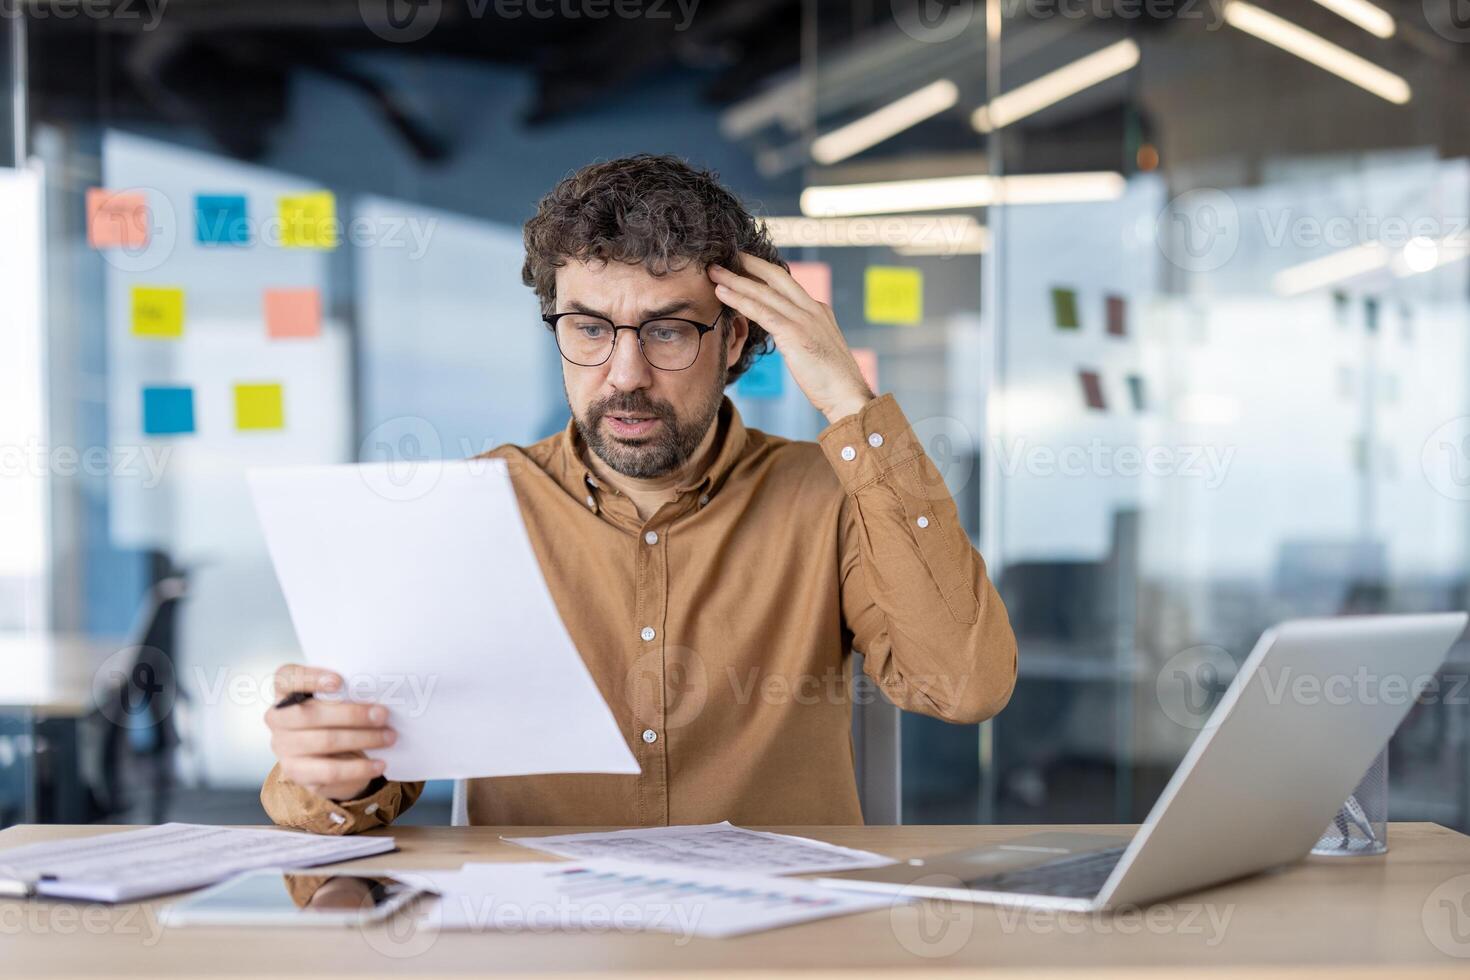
{"left": 261, "top": 155, "right": 1016, "bottom": 833}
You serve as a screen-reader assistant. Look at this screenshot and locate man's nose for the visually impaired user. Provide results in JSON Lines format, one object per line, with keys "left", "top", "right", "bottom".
{"left": 604, "top": 327, "right": 654, "bottom": 391}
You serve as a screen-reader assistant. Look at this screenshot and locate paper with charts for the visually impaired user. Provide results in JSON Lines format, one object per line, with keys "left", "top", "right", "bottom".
{"left": 0, "top": 823, "right": 395, "bottom": 903}
{"left": 249, "top": 459, "right": 640, "bottom": 782}
{"left": 420, "top": 860, "right": 893, "bottom": 938}
{"left": 504, "top": 822, "right": 895, "bottom": 875}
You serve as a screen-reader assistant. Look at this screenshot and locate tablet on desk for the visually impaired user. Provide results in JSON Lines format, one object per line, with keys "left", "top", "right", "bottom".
{"left": 161, "top": 870, "right": 428, "bottom": 928}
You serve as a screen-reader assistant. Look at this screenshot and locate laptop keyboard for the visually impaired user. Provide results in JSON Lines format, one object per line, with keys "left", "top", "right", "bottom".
{"left": 964, "top": 845, "right": 1128, "bottom": 899}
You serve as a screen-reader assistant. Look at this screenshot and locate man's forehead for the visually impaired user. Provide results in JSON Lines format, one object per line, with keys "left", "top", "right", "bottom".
{"left": 555, "top": 258, "right": 715, "bottom": 311}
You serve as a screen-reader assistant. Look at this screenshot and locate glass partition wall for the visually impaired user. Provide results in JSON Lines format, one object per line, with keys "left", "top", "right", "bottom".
{"left": 798, "top": 1, "right": 1470, "bottom": 827}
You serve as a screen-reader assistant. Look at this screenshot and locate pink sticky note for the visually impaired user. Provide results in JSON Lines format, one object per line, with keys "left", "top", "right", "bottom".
{"left": 264, "top": 288, "right": 322, "bottom": 340}
{"left": 87, "top": 188, "right": 150, "bottom": 250}
{"left": 788, "top": 261, "right": 833, "bottom": 305}
{"left": 852, "top": 348, "right": 879, "bottom": 393}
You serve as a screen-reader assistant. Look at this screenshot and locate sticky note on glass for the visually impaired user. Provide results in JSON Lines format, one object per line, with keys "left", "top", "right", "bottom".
{"left": 264, "top": 287, "right": 322, "bottom": 339}
{"left": 197, "top": 194, "right": 250, "bottom": 245}
{"left": 88, "top": 188, "right": 150, "bottom": 250}
{"left": 851, "top": 348, "right": 879, "bottom": 394}
{"left": 278, "top": 191, "right": 339, "bottom": 249}
{"left": 1106, "top": 294, "right": 1127, "bottom": 337}
{"left": 1079, "top": 369, "right": 1106, "bottom": 411}
{"left": 131, "top": 287, "right": 185, "bottom": 339}
{"left": 1052, "top": 288, "right": 1080, "bottom": 330}
{"left": 788, "top": 261, "right": 832, "bottom": 305}
{"left": 865, "top": 267, "right": 922, "bottom": 325}
{"left": 737, "top": 350, "right": 785, "bottom": 399}
{"left": 141, "top": 386, "right": 195, "bottom": 436}
{"left": 1126, "top": 374, "right": 1146, "bottom": 412}
{"left": 235, "top": 383, "right": 286, "bottom": 431}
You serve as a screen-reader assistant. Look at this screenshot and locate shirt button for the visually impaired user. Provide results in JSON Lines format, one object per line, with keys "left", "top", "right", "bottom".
{"left": 640, "top": 626, "right": 656, "bottom": 642}
{"left": 840, "top": 446, "right": 856, "bottom": 462}
{"left": 644, "top": 530, "right": 659, "bottom": 545}
{"left": 698, "top": 494, "right": 710, "bottom": 507}
{"left": 328, "top": 811, "right": 346, "bottom": 826}
{"left": 641, "top": 729, "right": 658, "bottom": 744}
{"left": 868, "top": 433, "right": 884, "bottom": 447}
{"left": 917, "top": 515, "right": 930, "bottom": 528}
{"left": 585, "top": 495, "right": 596, "bottom": 510}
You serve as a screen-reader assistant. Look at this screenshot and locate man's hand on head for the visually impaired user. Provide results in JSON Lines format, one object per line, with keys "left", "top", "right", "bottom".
{"left": 708, "top": 252, "right": 874, "bottom": 424}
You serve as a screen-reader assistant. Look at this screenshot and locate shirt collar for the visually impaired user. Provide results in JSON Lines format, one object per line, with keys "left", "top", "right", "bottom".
{"left": 557, "top": 396, "right": 748, "bottom": 502}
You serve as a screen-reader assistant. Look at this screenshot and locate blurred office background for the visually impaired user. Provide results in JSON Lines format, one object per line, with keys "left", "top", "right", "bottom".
{"left": 1, "top": 0, "right": 1468, "bottom": 830}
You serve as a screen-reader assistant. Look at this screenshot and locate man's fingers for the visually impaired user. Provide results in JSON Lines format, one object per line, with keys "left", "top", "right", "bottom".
{"left": 272, "top": 727, "right": 396, "bottom": 757}
{"left": 273, "top": 664, "right": 343, "bottom": 697}
{"left": 281, "top": 754, "right": 384, "bottom": 788}
{"left": 733, "top": 251, "right": 821, "bottom": 309}
{"left": 711, "top": 272, "right": 805, "bottom": 333}
{"left": 268, "top": 699, "right": 388, "bottom": 730}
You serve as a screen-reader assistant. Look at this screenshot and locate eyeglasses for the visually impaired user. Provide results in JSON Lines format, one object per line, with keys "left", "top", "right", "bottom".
{"left": 543, "top": 308, "right": 724, "bottom": 372}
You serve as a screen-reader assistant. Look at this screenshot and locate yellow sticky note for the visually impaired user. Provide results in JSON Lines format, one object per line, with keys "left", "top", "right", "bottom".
{"left": 235, "top": 383, "right": 285, "bottom": 431}
{"left": 278, "top": 191, "right": 339, "bottom": 249}
{"left": 131, "top": 286, "right": 185, "bottom": 339}
{"left": 865, "top": 266, "right": 923, "bottom": 326}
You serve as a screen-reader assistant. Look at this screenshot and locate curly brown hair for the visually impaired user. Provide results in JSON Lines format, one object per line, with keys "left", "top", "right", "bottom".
{"left": 522, "top": 154, "right": 782, "bottom": 384}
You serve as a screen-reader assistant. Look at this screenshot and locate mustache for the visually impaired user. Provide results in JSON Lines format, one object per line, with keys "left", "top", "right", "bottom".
{"left": 587, "top": 392, "right": 677, "bottom": 425}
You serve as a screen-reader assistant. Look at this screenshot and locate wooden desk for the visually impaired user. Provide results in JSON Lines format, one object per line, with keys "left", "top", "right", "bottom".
{"left": 2, "top": 822, "right": 1469, "bottom": 978}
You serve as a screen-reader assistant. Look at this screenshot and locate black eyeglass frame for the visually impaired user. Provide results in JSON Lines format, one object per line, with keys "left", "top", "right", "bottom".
{"left": 542, "top": 308, "right": 726, "bottom": 372}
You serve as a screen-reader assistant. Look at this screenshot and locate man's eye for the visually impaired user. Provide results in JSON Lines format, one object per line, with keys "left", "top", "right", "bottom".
{"left": 647, "top": 327, "right": 679, "bottom": 343}
{"left": 577, "top": 323, "right": 607, "bottom": 338}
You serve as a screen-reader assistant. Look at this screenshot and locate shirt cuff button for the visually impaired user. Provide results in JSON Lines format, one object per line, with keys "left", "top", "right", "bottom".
{"left": 840, "top": 446, "right": 856, "bottom": 462}
{"left": 867, "top": 433, "right": 884, "bottom": 447}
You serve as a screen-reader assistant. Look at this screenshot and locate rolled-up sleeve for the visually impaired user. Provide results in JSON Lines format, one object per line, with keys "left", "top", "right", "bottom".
{"left": 260, "top": 764, "right": 425, "bottom": 836}
{"left": 822, "top": 394, "right": 1018, "bottom": 723}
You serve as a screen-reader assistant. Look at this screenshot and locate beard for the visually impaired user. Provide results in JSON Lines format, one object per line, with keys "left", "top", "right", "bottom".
{"left": 573, "top": 363, "right": 727, "bottom": 480}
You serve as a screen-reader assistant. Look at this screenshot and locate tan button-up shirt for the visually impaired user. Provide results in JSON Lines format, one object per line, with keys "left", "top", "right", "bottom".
{"left": 261, "top": 394, "right": 1017, "bottom": 832}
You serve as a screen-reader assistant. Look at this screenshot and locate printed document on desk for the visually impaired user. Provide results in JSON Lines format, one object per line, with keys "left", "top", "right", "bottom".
{"left": 504, "top": 822, "right": 895, "bottom": 875}
{"left": 249, "top": 459, "right": 640, "bottom": 782}
{"left": 0, "top": 824, "right": 395, "bottom": 903}
{"left": 427, "top": 860, "right": 895, "bottom": 938}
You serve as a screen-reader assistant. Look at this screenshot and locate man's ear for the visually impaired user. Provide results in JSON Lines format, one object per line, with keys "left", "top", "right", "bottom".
{"left": 724, "top": 312, "right": 751, "bottom": 371}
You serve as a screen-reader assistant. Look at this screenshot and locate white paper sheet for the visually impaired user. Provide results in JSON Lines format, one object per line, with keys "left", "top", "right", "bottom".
{"left": 420, "top": 859, "right": 894, "bottom": 938}
{"left": 504, "top": 822, "right": 895, "bottom": 875}
{"left": 249, "top": 459, "right": 640, "bottom": 782}
{"left": 0, "top": 823, "right": 395, "bottom": 903}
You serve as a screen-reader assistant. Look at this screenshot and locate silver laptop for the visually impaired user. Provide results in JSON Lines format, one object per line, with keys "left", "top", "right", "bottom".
{"left": 823, "top": 613, "right": 1467, "bottom": 911}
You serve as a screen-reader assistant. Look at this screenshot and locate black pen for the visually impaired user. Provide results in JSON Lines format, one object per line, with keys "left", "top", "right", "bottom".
{"left": 274, "top": 691, "right": 314, "bottom": 710}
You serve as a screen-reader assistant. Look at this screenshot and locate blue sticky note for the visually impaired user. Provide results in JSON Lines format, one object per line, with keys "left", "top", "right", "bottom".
{"left": 737, "top": 351, "right": 785, "bottom": 399}
{"left": 195, "top": 194, "right": 249, "bottom": 245}
{"left": 142, "top": 386, "right": 196, "bottom": 436}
